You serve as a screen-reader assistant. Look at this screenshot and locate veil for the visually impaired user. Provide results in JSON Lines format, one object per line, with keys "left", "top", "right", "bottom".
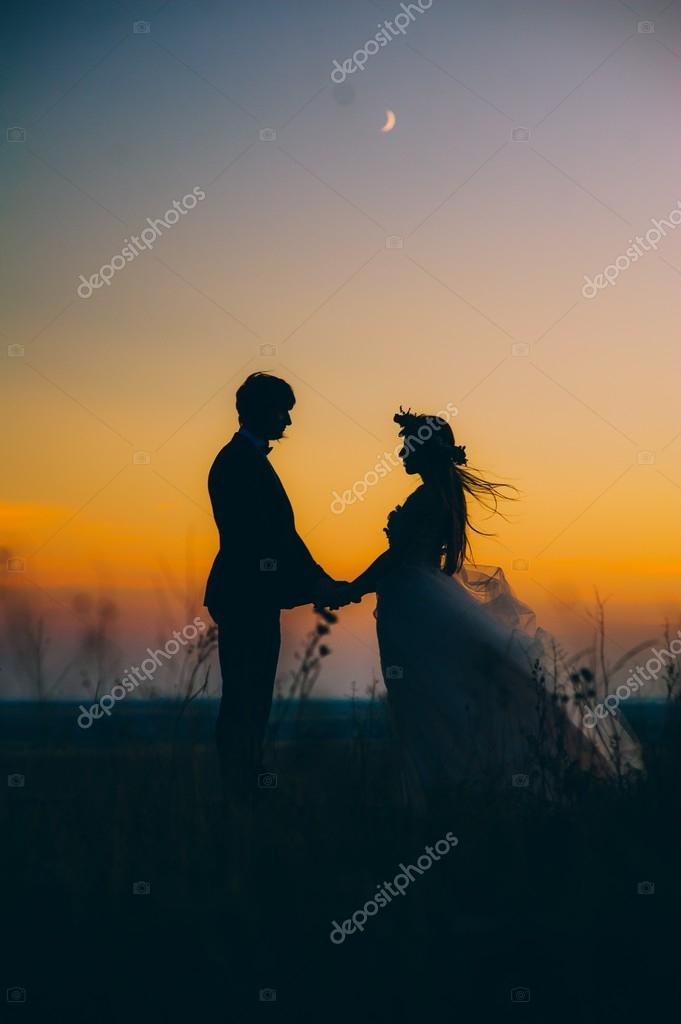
{"left": 457, "top": 563, "right": 643, "bottom": 776}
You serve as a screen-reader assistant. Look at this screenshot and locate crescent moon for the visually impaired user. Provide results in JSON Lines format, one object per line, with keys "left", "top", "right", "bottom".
{"left": 381, "top": 109, "right": 396, "bottom": 133}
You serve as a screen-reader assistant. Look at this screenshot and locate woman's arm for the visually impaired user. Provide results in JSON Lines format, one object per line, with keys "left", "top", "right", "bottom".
{"left": 346, "top": 548, "right": 398, "bottom": 600}
{"left": 332, "top": 490, "right": 430, "bottom": 606}
{"left": 322, "top": 550, "right": 395, "bottom": 609}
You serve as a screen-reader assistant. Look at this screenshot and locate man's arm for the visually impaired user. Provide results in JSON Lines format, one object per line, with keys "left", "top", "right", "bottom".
{"left": 280, "top": 530, "right": 341, "bottom": 608}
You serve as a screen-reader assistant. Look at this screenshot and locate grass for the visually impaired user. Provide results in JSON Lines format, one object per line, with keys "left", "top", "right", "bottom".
{"left": 3, "top": 588, "right": 681, "bottom": 1020}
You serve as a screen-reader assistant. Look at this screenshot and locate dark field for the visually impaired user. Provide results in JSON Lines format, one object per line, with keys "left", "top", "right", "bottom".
{"left": 2, "top": 698, "right": 681, "bottom": 1023}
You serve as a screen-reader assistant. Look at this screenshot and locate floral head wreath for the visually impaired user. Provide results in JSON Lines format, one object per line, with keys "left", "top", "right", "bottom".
{"left": 393, "top": 406, "right": 467, "bottom": 466}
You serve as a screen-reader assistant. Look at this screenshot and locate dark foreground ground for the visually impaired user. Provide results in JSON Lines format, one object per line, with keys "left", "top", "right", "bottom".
{"left": 2, "top": 700, "right": 681, "bottom": 1023}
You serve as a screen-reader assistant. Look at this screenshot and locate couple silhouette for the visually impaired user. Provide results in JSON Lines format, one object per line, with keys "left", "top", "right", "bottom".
{"left": 205, "top": 373, "right": 640, "bottom": 803}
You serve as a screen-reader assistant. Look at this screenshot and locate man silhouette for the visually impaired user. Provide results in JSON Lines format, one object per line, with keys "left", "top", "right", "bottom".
{"left": 205, "top": 373, "right": 342, "bottom": 796}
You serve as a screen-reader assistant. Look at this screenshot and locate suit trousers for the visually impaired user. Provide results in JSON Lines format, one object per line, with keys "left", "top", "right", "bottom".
{"left": 215, "top": 605, "right": 281, "bottom": 796}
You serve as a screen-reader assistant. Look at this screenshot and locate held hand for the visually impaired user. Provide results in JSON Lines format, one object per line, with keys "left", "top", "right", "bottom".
{"left": 313, "top": 578, "right": 345, "bottom": 609}
{"left": 321, "top": 581, "right": 362, "bottom": 611}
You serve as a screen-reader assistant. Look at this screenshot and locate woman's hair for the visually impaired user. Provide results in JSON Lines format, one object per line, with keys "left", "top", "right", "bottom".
{"left": 394, "top": 407, "right": 515, "bottom": 574}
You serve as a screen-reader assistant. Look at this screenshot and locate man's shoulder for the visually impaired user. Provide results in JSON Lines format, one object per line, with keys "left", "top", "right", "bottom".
{"left": 208, "top": 435, "right": 273, "bottom": 501}
{"left": 210, "top": 434, "right": 252, "bottom": 473}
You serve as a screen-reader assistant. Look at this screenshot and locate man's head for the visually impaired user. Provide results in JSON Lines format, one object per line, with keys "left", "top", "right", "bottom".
{"left": 235, "top": 372, "right": 295, "bottom": 441}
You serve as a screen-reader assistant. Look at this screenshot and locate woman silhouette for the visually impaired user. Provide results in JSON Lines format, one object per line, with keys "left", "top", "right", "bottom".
{"left": 341, "top": 408, "right": 641, "bottom": 800}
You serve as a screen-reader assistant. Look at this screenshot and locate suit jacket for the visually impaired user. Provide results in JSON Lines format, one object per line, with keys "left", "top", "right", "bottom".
{"left": 204, "top": 432, "right": 329, "bottom": 621}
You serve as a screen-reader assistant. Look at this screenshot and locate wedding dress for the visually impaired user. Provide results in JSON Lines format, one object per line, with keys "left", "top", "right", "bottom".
{"left": 374, "top": 485, "right": 642, "bottom": 796}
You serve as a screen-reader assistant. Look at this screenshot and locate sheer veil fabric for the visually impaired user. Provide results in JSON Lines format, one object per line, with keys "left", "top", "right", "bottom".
{"left": 374, "top": 488, "right": 642, "bottom": 800}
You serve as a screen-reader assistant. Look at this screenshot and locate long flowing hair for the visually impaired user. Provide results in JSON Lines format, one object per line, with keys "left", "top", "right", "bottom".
{"left": 394, "top": 408, "right": 516, "bottom": 574}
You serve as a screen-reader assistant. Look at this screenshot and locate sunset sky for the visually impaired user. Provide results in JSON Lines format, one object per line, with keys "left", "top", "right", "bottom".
{"left": 3, "top": 0, "right": 681, "bottom": 696}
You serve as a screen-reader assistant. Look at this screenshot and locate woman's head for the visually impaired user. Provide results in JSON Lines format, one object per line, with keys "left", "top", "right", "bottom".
{"left": 394, "top": 409, "right": 466, "bottom": 476}
{"left": 394, "top": 407, "right": 514, "bottom": 573}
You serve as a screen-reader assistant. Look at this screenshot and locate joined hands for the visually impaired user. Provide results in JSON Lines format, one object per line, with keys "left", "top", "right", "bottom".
{"left": 314, "top": 579, "right": 362, "bottom": 612}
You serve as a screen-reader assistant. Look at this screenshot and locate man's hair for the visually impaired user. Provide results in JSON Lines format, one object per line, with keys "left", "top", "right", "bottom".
{"left": 235, "top": 372, "right": 295, "bottom": 423}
